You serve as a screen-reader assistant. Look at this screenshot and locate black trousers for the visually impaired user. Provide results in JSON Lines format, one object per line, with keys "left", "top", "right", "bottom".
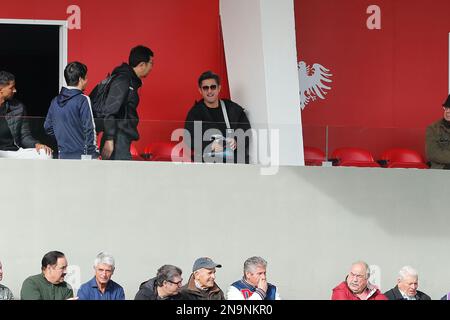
{"left": 101, "top": 132, "right": 132, "bottom": 161}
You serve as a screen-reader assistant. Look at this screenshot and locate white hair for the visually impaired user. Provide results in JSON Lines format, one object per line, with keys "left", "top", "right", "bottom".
{"left": 351, "top": 261, "right": 371, "bottom": 278}
{"left": 94, "top": 252, "right": 115, "bottom": 270}
{"left": 398, "top": 266, "right": 418, "bottom": 280}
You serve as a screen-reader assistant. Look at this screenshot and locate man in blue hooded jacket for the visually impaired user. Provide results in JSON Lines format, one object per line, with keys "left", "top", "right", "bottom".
{"left": 44, "top": 61, "right": 98, "bottom": 159}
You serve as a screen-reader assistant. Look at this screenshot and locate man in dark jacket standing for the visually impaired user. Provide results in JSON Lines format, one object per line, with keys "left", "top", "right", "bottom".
{"left": 184, "top": 71, "right": 251, "bottom": 164}
{"left": 135, "top": 264, "right": 184, "bottom": 300}
{"left": 0, "top": 71, "right": 52, "bottom": 159}
{"left": 180, "top": 257, "right": 225, "bottom": 300}
{"left": 100, "top": 45, "right": 154, "bottom": 160}
{"left": 384, "top": 266, "right": 431, "bottom": 300}
{"left": 45, "top": 62, "right": 98, "bottom": 159}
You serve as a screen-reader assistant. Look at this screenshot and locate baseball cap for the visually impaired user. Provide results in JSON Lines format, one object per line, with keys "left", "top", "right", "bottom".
{"left": 192, "top": 257, "right": 222, "bottom": 272}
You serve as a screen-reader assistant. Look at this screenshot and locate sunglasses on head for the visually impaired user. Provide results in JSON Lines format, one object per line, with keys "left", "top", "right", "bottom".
{"left": 201, "top": 85, "right": 218, "bottom": 91}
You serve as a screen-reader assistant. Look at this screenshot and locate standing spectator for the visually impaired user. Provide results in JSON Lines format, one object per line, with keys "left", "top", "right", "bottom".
{"left": 180, "top": 257, "right": 225, "bottom": 300}
{"left": 331, "top": 261, "right": 387, "bottom": 300}
{"left": 0, "top": 260, "right": 14, "bottom": 300}
{"left": 44, "top": 62, "right": 98, "bottom": 159}
{"left": 384, "top": 266, "right": 431, "bottom": 300}
{"left": 135, "top": 264, "right": 184, "bottom": 300}
{"left": 100, "top": 45, "right": 154, "bottom": 160}
{"left": 21, "top": 251, "right": 75, "bottom": 300}
{"left": 227, "top": 256, "right": 281, "bottom": 300}
{"left": 77, "top": 252, "right": 125, "bottom": 300}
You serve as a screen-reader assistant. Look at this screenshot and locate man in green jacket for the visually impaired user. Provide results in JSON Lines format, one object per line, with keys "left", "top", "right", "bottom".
{"left": 21, "top": 251, "right": 75, "bottom": 300}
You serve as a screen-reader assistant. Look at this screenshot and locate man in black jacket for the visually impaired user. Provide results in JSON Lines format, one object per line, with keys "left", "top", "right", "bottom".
{"left": 100, "top": 45, "right": 154, "bottom": 160}
{"left": 184, "top": 71, "right": 251, "bottom": 164}
{"left": 135, "top": 264, "right": 184, "bottom": 300}
{"left": 0, "top": 71, "right": 52, "bottom": 159}
{"left": 384, "top": 266, "right": 431, "bottom": 300}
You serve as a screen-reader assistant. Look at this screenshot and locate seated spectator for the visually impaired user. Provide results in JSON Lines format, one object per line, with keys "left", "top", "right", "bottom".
{"left": 77, "top": 252, "right": 124, "bottom": 300}
{"left": 184, "top": 71, "right": 251, "bottom": 164}
{"left": 135, "top": 264, "right": 183, "bottom": 300}
{"left": 180, "top": 257, "right": 225, "bottom": 300}
{"left": 0, "top": 260, "right": 14, "bottom": 300}
{"left": 426, "top": 94, "right": 450, "bottom": 169}
{"left": 227, "top": 256, "right": 281, "bottom": 300}
{"left": 20, "top": 251, "right": 75, "bottom": 300}
{"left": 331, "top": 261, "right": 387, "bottom": 300}
{"left": 44, "top": 62, "right": 99, "bottom": 159}
{"left": 0, "top": 71, "right": 52, "bottom": 159}
{"left": 384, "top": 266, "right": 431, "bottom": 300}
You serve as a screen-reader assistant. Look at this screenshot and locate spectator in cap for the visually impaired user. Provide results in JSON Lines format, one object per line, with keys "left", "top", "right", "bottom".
{"left": 180, "top": 257, "right": 225, "bottom": 300}
{"left": 426, "top": 94, "right": 450, "bottom": 169}
{"left": 227, "top": 256, "right": 281, "bottom": 300}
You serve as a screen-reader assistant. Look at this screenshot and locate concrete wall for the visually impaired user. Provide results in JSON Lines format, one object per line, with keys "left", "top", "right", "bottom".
{"left": 0, "top": 159, "right": 449, "bottom": 299}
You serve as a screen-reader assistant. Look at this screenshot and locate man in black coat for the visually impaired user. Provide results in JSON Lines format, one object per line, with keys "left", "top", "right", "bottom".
{"left": 0, "top": 71, "right": 52, "bottom": 158}
{"left": 384, "top": 266, "right": 431, "bottom": 300}
{"left": 100, "top": 45, "right": 154, "bottom": 160}
{"left": 184, "top": 71, "right": 251, "bottom": 164}
{"left": 135, "top": 264, "right": 184, "bottom": 300}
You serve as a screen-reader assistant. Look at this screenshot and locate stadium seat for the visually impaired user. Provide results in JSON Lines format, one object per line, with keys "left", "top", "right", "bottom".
{"left": 304, "top": 146, "right": 326, "bottom": 166}
{"left": 380, "top": 148, "right": 429, "bottom": 169}
{"left": 331, "top": 147, "right": 380, "bottom": 168}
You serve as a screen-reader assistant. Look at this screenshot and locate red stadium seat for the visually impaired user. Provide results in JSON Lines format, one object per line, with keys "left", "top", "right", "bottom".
{"left": 380, "top": 148, "right": 429, "bottom": 169}
{"left": 331, "top": 147, "right": 380, "bottom": 168}
{"left": 130, "top": 143, "right": 143, "bottom": 161}
{"left": 304, "top": 146, "right": 326, "bottom": 166}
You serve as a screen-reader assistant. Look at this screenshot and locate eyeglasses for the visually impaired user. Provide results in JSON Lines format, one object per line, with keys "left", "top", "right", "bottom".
{"left": 201, "top": 85, "right": 218, "bottom": 91}
{"left": 167, "top": 279, "right": 183, "bottom": 286}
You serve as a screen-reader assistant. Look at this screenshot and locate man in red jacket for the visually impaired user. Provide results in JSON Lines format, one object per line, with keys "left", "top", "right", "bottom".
{"left": 331, "top": 261, "right": 387, "bottom": 300}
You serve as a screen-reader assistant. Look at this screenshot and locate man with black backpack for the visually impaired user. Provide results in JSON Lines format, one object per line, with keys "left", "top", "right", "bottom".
{"left": 94, "top": 45, "right": 154, "bottom": 160}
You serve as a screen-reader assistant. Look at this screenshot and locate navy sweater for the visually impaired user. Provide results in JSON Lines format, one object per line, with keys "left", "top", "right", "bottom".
{"left": 44, "top": 87, "right": 98, "bottom": 159}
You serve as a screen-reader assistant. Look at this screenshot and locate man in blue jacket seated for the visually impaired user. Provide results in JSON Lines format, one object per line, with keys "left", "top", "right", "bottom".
{"left": 227, "top": 256, "right": 281, "bottom": 300}
{"left": 44, "top": 61, "right": 99, "bottom": 159}
{"left": 77, "top": 252, "right": 124, "bottom": 300}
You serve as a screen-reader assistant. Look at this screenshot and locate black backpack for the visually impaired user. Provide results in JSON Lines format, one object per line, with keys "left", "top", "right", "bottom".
{"left": 89, "top": 73, "right": 118, "bottom": 133}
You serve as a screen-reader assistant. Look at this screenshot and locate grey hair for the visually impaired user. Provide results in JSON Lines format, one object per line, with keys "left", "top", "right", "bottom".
{"left": 156, "top": 265, "right": 182, "bottom": 286}
{"left": 244, "top": 256, "right": 267, "bottom": 275}
{"left": 398, "top": 266, "right": 418, "bottom": 280}
{"left": 94, "top": 252, "right": 115, "bottom": 271}
{"left": 351, "top": 261, "right": 371, "bottom": 278}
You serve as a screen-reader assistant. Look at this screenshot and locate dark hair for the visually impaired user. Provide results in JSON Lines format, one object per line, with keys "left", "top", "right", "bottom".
{"left": 64, "top": 62, "right": 87, "bottom": 86}
{"left": 41, "top": 251, "right": 65, "bottom": 271}
{"left": 198, "top": 71, "right": 220, "bottom": 87}
{"left": 129, "top": 45, "right": 154, "bottom": 68}
{"left": 155, "top": 264, "right": 182, "bottom": 287}
{"left": 0, "top": 71, "right": 15, "bottom": 87}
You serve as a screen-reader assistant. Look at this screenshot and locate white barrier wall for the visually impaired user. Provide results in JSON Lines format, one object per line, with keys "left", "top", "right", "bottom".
{"left": 0, "top": 159, "right": 449, "bottom": 299}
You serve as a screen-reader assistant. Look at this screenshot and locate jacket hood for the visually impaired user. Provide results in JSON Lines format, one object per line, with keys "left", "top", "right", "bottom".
{"left": 111, "top": 63, "right": 142, "bottom": 88}
{"left": 56, "top": 87, "right": 83, "bottom": 107}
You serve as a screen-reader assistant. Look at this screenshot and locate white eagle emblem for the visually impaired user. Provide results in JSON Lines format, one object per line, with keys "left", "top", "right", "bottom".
{"left": 298, "top": 61, "right": 333, "bottom": 110}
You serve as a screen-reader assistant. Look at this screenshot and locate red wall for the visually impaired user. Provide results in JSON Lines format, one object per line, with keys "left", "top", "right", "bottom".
{"left": 2, "top": 0, "right": 229, "bottom": 151}
{"left": 295, "top": 0, "right": 450, "bottom": 159}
